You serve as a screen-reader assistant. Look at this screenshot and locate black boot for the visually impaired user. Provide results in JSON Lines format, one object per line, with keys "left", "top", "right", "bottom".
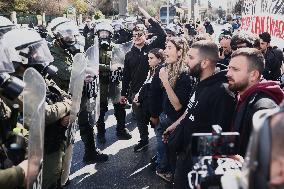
{"left": 114, "top": 103, "right": 132, "bottom": 140}
{"left": 83, "top": 149, "right": 108, "bottom": 163}
{"left": 116, "top": 128, "right": 132, "bottom": 140}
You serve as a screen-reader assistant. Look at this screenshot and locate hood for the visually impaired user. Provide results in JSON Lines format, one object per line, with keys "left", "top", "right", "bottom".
{"left": 198, "top": 70, "right": 228, "bottom": 87}
{"left": 238, "top": 80, "right": 284, "bottom": 106}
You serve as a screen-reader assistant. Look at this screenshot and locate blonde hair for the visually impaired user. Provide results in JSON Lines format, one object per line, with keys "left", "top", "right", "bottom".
{"left": 166, "top": 37, "right": 189, "bottom": 87}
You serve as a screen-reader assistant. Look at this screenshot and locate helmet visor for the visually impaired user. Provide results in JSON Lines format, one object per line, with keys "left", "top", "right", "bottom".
{"left": 0, "top": 43, "right": 17, "bottom": 73}
{"left": 55, "top": 21, "right": 80, "bottom": 38}
{"left": 22, "top": 40, "right": 54, "bottom": 65}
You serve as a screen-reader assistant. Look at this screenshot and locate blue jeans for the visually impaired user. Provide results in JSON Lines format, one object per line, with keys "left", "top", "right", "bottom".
{"left": 155, "top": 112, "right": 173, "bottom": 172}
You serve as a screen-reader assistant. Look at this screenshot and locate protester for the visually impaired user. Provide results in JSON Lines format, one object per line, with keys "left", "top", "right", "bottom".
{"left": 163, "top": 40, "right": 236, "bottom": 188}
{"left": 120, "top": 7, "right": 167, "bottom": 152}
{"left": 227, "top": 48, "right": 284, "bottom": 156}
{"left": 155, "top": 37, "right": 193, "bottom": 182}
{"left": 259, "top": 32, "right": 283, "bottom": 81}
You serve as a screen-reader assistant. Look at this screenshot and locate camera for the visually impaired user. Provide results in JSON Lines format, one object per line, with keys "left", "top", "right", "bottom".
{"left": 188, "top": 125, "right": 242, "bottom": 189}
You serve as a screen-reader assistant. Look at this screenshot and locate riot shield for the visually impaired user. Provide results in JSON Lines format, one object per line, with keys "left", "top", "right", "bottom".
{"left": 85, "top": 36, "right": 100, "bottom": 123}
{"left": 110, "top": 41, "right": 133, "bottom": 103}
{"left": 24, "top": 68, "right": 46, "bottom": 189}
{"left": 61, "top": 53, "right": 87, "bottom": 186}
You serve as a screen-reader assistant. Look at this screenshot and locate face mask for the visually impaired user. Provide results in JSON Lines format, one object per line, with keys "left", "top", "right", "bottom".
{"left": 99, "top": 38, "right": 110, "bottom": 50}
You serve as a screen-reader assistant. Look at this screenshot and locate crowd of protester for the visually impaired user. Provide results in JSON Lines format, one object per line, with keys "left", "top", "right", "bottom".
{"left": 0, "top": 6, "right": 284, "bottom": 188}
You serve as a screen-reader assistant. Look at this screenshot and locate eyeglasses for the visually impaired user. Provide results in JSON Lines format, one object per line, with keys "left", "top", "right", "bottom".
{"left": 132, "top": 33, "right": 144, "bottom": 38}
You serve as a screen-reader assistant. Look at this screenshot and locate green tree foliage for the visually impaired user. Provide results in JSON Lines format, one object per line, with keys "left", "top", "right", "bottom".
{"left": 72, "top": 0, "right": 88, "bottom": 14}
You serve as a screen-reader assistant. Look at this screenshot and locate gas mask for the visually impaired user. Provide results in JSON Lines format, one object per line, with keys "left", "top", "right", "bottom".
{"left": 0, "top": 73, "right": 25, "bottom": 100}
{"left": 98, "top": 30, "right": 111, "bottom": 50}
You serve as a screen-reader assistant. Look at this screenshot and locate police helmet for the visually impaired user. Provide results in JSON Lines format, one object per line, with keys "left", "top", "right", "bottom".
{"left": 125, "top": 17, "right": 137, "bottom": 31}
{"left": 0, "top": 16, "right": 16, "bottom": 37}
{"left": 2, "top": 29, "right": 54, "bottom": 66}
{"left": 112, "top": 20, "right": 124, "bottom": 32}
{"left": 95, "top": 21, "right": 114, "bottom": 38}
{"left": 165, "top": 23, "right": 177, "bottom": 36}
{"left": 47, "top": 17, "right": 80, "bottom": 41}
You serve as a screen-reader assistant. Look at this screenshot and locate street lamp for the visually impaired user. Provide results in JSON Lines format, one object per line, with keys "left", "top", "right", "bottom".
{"left": 167, "top": 0, "right": 169, "bottom": 25}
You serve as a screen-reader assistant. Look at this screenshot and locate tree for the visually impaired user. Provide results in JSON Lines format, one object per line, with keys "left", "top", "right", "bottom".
{"left": 72, "top": 0, "right": 88, "bottom": 14}
{"left": 233, "top": 0, "right": 243, "bottom": 16}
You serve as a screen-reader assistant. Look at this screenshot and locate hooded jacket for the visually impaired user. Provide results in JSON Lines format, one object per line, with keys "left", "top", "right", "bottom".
{"left": 170, "top": 71, "right": 236, "bottom": 153}
{"left": 168, "top": 70, "right": 236, "bottom": 189}
{"left": 232, "top": 80, "right": 284, "bottom": 156}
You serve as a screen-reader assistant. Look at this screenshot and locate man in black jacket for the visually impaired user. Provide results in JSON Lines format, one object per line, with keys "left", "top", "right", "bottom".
{"left": 163, "top": 40, "right": 236, "bottom": 188}
{"left": 227, "top": 48, "right": 284, "bottom": 156}
{"left": 120, "top": 7, "right": 166, "bottom": 152}
{"left": 259, "top": 32, "right": 283, "bottom": 81}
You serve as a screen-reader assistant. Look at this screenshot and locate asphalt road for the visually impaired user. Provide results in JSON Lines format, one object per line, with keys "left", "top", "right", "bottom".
{"left": 65, "top": 24, "right": 227, "bottom": 189}
{"left": 66, "top": 105, "right": 172, "bottom": 189}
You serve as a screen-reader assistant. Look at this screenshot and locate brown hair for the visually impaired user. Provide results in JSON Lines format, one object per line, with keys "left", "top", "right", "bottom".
{"left": 191, "top": 40, "right": 219, "bottom": 65}
{"left": 166, "top": 37, "right": 189, "bottom": 87}
{"left": 231, "top": 48, "right": 265, "bottom": 76}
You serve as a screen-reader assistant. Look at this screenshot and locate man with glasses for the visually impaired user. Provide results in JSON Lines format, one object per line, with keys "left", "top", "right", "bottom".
{"left": 120, "top": 7, "right": 167, "bottom": 152}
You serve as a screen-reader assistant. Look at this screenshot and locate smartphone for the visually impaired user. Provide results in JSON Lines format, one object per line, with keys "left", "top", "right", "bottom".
{"left": 191, "top": 132, "right": 239, "bottom": 156}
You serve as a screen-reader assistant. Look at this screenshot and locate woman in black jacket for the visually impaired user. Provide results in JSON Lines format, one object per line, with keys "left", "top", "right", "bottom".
{"left": 133, "top": 48, "right": 164, "bottom": 152}
{"left": 156, "top": 37, "right": 194, "bottom": 182}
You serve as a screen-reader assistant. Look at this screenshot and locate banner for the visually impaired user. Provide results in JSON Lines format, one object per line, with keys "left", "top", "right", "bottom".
{"left": 241, "top": 0, "right": 284, "bottom": 49}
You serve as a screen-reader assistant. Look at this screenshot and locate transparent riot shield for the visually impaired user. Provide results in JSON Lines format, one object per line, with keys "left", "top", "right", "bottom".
{"left": 61, "top": 53, "right": 87, "bottom": 186}
{"left": 110, "top": 41, "right": 133, "bottom": 103}
{"left": 85, "top": 36, "right": 100, "bottom": 123}
{"left": 24, "top": 68, "right": 46, "bottom": 189}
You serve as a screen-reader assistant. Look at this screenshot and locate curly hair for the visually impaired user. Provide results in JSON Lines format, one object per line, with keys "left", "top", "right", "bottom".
{"left": 165, "top": 37, "right": 189, "bottom": 87}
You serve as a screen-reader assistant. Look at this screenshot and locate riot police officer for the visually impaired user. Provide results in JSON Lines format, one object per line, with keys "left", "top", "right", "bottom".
{"left": 95, "top": 20, "right": 132, "bottom": 143}
{"left": 0, "top": 40, "right": 28, "bottom": 189}
{"left": 0, "top": 16, "right": 16, "bottom": 37}
{"left": 47, "top": 17, "right": 108, "bottom": 163}
{"left": 1, "top": 28, "right": 72, "bottom": 188}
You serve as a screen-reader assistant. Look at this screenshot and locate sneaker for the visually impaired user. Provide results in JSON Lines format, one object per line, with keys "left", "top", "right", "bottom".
{"left": 97, "top": 134, "right": 106, "bottom": 144}
{"left": 116, "top": 128, "right": 132, "bottom": 140}
{"left": 156, "top": 170, "right": 173, "bottom": 183}
{"left": 134, "top": 140, "right": 149, "bottom": 152}
{"left": 83, "top": 150, "right": 108, "bottom": 163}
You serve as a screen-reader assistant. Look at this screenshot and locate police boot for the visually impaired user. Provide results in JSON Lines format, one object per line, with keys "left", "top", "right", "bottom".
{"left": 81, "top": 133, "right": 108, "bottom": 163}
{"left": 114, "top": 103, "right": 132, "bottom": 140}
{"left": 96, "top": 116, "right": 106, "bottom": 143}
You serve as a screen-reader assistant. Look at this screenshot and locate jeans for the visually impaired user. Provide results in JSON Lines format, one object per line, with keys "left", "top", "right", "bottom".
{"left": 155, "top": 112, "right": 174, "bottom": 172}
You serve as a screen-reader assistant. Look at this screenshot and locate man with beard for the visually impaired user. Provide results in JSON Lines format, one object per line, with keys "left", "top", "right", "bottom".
{"left": 163, "top": 40, "right": 236, "bottom": 188}
{"left": 226, "top": 48, "right": 284, "bottom": 156}
{"left": 219, "top": 35, "right": 232, "bottom": 67}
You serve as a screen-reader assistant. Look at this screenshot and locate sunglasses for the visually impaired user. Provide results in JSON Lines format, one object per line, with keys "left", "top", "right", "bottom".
{"left": 132, "top": 33, "right": 144, "bottom": 38}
